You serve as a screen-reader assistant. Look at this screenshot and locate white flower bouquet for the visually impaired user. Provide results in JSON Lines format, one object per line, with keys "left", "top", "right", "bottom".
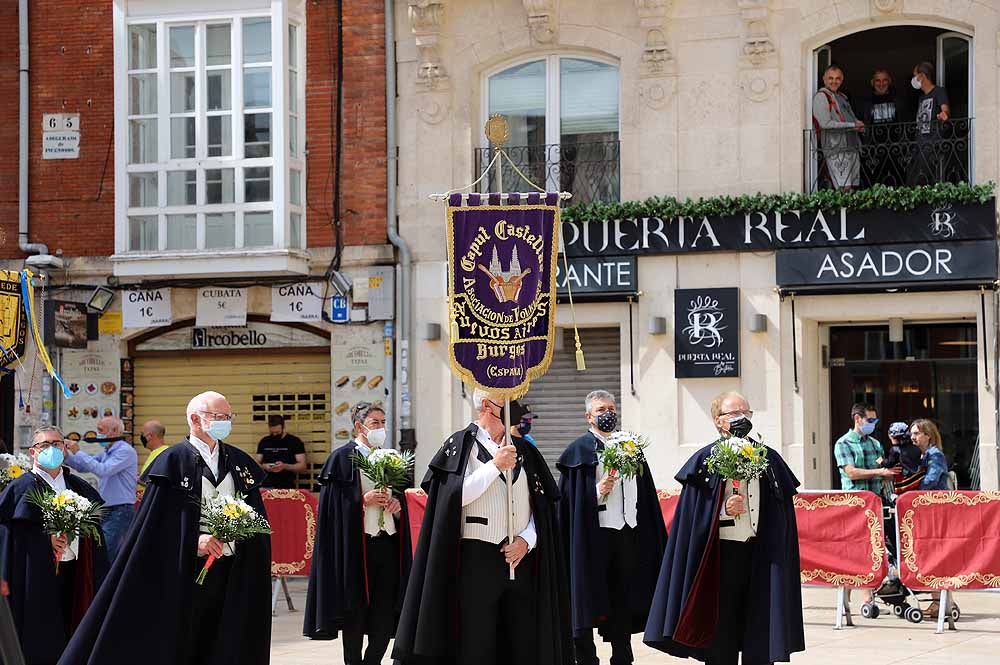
{"left": 0, "top": 453, "right": 32, "bottom": 491}
{"left": 197, "top": 493, "right": 271, "bottom": 585}
{"left": 599, "top": 431, "right": 651, "bottom": 479}
{"left": 351, "top": 448, "right": 415, "bottom": 529}
{"left": 25, "top": 487, "right": 104, "bottom": 572}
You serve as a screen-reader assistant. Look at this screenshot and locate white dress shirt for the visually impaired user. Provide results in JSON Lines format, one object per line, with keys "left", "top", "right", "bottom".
{"left": 355, "top": 440, "right": 397, "bottom": 536}
{"left": 461, "top": 426, "right": 537, "bottom": 550}
{"left": 189, "top": 436, "right": 236, "bottom": 556}
{"left": 32, "top": 467, "right": 78, "bottom": 562}
{"left": 718, "top": 478, "right": 760, "bottom": 542}
{"left": 593, "top": 430, "right": 639, "bottom": 530}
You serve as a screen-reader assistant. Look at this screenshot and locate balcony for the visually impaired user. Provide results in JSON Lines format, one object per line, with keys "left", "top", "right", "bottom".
{"left": 473, "top": 140, "right": 620, "bottom": 204}
{"left": 804, "top": 118, "right": 973, "bottom": 193}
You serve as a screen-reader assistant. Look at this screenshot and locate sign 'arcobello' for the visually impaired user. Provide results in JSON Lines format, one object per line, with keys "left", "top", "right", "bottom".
{"left": 446, "top": 192, "right": 560, "bottom": 399}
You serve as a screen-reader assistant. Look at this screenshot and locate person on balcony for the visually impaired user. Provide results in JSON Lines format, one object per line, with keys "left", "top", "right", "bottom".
{"left": 857, "top": 69, "right": 906, "bottom": 187}
{"left": 908, "top": 61, "right": 951, "bottom": 186}
{"left": 812, "top": 65, "right": 865, "bottom": 191}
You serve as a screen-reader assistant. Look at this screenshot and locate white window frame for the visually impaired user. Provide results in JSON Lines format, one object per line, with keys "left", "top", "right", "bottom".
{"left": 481, "top": 53, "right": 621, "bottom": 193}
{"left": 112, "top": 0, "right": 307, "bottom": 276}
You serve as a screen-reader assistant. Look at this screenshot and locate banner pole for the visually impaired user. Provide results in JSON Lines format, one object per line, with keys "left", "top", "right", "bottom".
{"left": 505, "top": 397, "right": 515, "bottom": 580}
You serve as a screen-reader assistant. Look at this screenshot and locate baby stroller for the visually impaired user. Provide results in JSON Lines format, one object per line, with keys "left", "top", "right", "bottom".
{"left": 861, "top": 476, "right": 961, "bottom": 625}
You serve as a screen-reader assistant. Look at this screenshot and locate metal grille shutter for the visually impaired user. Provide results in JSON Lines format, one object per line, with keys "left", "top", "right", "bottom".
{"left": 134, "top": 351, "right": 331, "bottom": 489}
{"left": 523, "top": 327, "right": 621, "bottom": 471}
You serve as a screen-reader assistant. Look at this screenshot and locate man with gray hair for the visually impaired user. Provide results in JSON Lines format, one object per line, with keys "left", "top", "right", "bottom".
{"left": 393, "top": 387, "right": 572, "bottom": 665}
{"left": 0, "top": 425, "right": 106, "bottom": 665}
{"left": 59, "top": 390, "right": 272, "bottom": 665}
{"left": 64, "top": 415, "right": 138, "bottom": 561}
{"left": 557, "top": 390, "right": 666, "bottom": 665}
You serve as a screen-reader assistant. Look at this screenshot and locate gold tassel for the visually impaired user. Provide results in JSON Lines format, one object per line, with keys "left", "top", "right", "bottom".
{"left": 574, "top": 330, "right": 586, "bottom": 371}
{"left": 451, "top": 318, "right": 460, "bottom": 343}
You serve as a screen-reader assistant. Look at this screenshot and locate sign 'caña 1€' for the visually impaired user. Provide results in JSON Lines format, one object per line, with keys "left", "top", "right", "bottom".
{"left": 447, "top": 192, "right": 559, "bottom": 399}
{"left": 562, "top": 201, "right": 995, "bottom": 257}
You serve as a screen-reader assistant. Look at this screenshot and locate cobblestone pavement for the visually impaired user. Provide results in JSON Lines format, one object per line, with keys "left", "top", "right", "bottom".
{"left": 271, "top": 579, "right": 1000, "bottom": 664}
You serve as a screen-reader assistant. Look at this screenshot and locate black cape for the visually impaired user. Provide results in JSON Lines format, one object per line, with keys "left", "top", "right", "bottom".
{"left": 643, "top": 442, "right": 805, "bottom": 663}
{"left": 391, "top": 425, "right": 573, "bottom": 665}
{"left": 557, "top": 432, "right": 667, "bottom": 639}
{"left": 303, "top": 442, "right": 413, "bottom": 639}
{"left": 58, "top": 439, "right": 272, "bottom": 665}
{"left": 0, "top": 470, "right": 107, "bottom": 665}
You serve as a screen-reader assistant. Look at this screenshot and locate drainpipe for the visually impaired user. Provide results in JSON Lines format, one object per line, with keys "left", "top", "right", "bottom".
{"left": 385, "top": 0, "right": 415, "bottom": 450}
{"left": 18, "top": 0, "right": 48, "bottom": 257}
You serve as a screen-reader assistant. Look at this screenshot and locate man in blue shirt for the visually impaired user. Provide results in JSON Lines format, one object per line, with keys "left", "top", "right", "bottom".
{"left": 65, "top": 416, "right": 138, "bottom": 561}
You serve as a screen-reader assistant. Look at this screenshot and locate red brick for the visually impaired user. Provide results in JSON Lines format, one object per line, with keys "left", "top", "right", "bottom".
{"left": 0, "top": 0, "right": 386, "bottom": 259}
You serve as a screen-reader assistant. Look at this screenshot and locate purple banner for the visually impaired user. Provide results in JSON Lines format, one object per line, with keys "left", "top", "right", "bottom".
{"left": 447, "top": 192, "right": 560, "bottom": 398}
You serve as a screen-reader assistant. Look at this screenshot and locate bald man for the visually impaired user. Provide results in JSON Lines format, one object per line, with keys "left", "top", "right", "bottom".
{"left": 59, "top": 391, "right": 271, "bottom": 665}
{"left": 139, "top": 420, "right": 170, "bottom": 475}
{"left": 644, "top": 392, "right": 804, "bottom": 665}
{"left": 64, "top": 415, "right": 138, "bottom": 561}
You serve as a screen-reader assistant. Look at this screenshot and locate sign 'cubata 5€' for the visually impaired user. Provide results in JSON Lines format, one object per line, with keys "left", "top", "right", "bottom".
{"left": 447, "top": 192, "right": 560, "bottom": 399}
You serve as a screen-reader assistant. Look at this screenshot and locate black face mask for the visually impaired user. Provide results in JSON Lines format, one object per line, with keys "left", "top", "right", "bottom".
{"left": 139, "top": 434, "right": 149, "bottom": 448}
{"left": 728, "top": 416, "right": 753, "bottom": 439}
{"left": 595, "top": 411, "right": 618, "bottom": 433}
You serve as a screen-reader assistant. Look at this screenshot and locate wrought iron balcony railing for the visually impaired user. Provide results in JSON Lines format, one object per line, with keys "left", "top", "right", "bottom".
{"left": 804, "top": 118, "right": 973, "bottom": 192}
{"left": 473, "top": 140, "right": 620, "bottom": 204}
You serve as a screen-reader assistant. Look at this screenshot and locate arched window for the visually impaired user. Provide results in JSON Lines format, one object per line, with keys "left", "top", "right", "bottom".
{"left": 482, "top": 56, "right": 620, "bottom": 203}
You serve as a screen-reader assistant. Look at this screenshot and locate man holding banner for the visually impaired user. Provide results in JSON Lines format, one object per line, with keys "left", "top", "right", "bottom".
{"left": 394, "top": 190, "right": 572, "bottom": 663}
{"left": 391, "top": 388, "right": 570, "bottom": 665}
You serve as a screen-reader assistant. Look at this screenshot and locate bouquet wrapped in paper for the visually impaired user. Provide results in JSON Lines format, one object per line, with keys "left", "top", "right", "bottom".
{"left": 706, "top": 435, "right": 769, "bottom": 519}
{"left": 25, "top": 487, "right": 105, "bottom": 572}
{"left": 351, "top": 448, "right": 415, "bottom": 529}
{"left": 598, "top": 431, "right": 651, "bottom": 479}
{"left": 0, "top": 453, "right": 32, "bottom": 491}
{"left": 196, "top": 493, "right": 271, "bottom": 585}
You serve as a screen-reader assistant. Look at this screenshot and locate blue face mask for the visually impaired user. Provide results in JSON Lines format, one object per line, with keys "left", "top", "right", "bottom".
{"left": 518, "top": 419, "right": 532, "bottom": 435}
{"left": 860, "top": 420, "right": 877, "bottom": 436}
{"left": 97, "top": 438, "right": 112, "bottom": 449}
{"left": 203, "top": 418, "right": 232, "bottom": 441}
{"left": 37, "top": 446, "right": 64, "bottom": 470}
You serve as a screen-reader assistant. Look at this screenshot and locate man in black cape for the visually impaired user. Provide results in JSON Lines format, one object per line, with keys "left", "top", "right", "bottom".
{"left": 557, "top": 390, "right": 666, "bottom": 665}
{"left": 304, "top": 401, "right": 412, "bottom": 665}
{"left": 58, "top": 391, "right": 271, "bottom": 665}
{"left": 392, "top": 388, "right": 573, "bottom": 665}
{"left": 644, "top": 391, "right": 804, "bottom": 665}
{"left": 0, "top": 426, "right": 107, "bottom": 665}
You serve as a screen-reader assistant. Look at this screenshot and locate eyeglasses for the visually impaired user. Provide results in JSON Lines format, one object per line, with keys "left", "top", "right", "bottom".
{"left": 199, "top": 411, "right": 235, "bottom": 422}
{"left": 32, "top": 441, "right": 66, "bottom": 451}
{"left": 720, "top": 410, "right": 754, "bottom": 419}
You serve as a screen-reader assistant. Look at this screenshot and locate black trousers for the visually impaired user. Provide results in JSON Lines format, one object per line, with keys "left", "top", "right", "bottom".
{"left": 574, "top": 526, "right": 636, "bottom": 665}
{"left": 343, "top": 533, "right": 401, "bottom": 665}
{"left": 458, "top": 538, "right": 537, "bottom": 665}
{"left": 56, "top": 559, "right": 78, "bottom": 637}
{"left": 706, "top": 539, "right": 771, "bottom": 665}
{"left": 183, "top": 554, "right": 235, "bottom": 665}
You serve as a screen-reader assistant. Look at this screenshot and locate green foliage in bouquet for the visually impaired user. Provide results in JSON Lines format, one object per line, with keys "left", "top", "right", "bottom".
{"left": 351, "top": 448, "right": 416, "bottom": 529}
{"left": 0, "top": 453, "right": 32, "bottom": 491}
{"left": 705, "top": 436, "right": 769, "bottom": 481}
{"left": 599, "top": 431, "right": 651, "bottom": 479}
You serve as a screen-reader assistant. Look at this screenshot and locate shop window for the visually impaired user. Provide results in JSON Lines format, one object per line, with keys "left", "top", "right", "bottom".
{"left": 478, "top": 55, "right": 620, "bottom": 203}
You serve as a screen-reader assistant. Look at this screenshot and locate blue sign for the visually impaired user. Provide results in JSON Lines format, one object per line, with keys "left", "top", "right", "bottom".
{"left": 330, "top": 296, "right": 349, "bottom": 323}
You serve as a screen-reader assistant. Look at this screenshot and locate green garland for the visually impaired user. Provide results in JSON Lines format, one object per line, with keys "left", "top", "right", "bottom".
{"left": 561, "top": 182, "right": 996, "bottom": 223}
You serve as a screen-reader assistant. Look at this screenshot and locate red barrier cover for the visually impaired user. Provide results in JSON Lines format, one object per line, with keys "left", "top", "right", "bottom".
{"left": 898, "top": 490, "right": 1000, "bottom": 590}
{"left": 405, "top": 489, "right": 427, "bottom": 556}
{"left": 262, "top": 489, "right": 318, "bottom": 577}
{"left": 794, "top": 491, "right": 887, "bottom": 588}
{"left": 657, "top": 489, "right": 680, "bottom": 534}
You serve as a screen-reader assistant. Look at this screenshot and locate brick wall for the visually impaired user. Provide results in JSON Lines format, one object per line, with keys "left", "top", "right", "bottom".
{"left": 306, "top": 0, "right": 387, "bottom": 248}
{"left": 0, "top": 0, "right": 386, "bottom": 260}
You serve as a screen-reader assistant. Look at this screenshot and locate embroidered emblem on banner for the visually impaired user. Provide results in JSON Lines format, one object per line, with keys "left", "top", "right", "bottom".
{"left": 0, "top": 271, "right": 28, "bottom": 368}
{"left": 446, "top": 193, "right": 560, "bottom": 399}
